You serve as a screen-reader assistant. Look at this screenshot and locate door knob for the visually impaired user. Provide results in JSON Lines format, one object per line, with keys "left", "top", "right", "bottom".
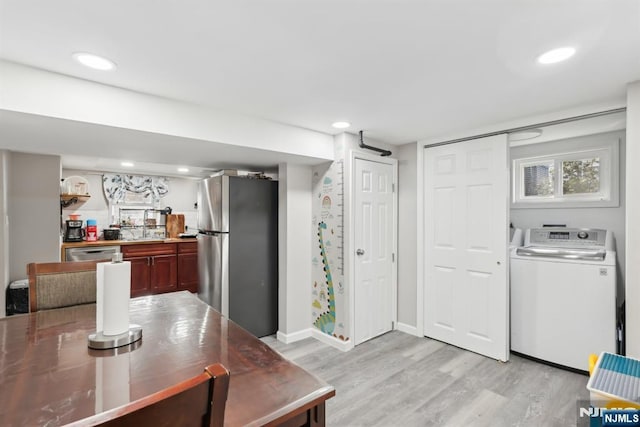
{"left": 356, "top": 249, "right": 365, "bottom": 256}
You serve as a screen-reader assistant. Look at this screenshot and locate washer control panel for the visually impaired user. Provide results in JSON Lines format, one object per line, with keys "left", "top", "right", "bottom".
{"left": 527, "top": 227, "right": 607, "bottom": 248}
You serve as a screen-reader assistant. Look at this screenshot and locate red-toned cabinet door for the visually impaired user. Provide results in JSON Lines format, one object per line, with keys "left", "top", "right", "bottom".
{"left": 151, "top": 255, "right": 177, "bottom": 294}
{"left": 177, "top": 253, "right": 199, "bottom": 293}
{"left": 126, "top": 256, "right": 151, "bottom": 298}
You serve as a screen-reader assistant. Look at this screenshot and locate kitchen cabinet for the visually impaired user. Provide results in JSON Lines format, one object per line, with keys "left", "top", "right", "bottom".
{"left": 127, "top": 257, "right": 152, "bottom": 296}
{"left": 62, "top": 239, "right": 197, "bottom": 296}
{"left": 177, "top": 241, "right": 199, "bottom": 293}
{"left": 122, "top": 243, "right": 177, "bottom": 297}
{"left": 151, "top": 254, "right": 178, "bottom": 294}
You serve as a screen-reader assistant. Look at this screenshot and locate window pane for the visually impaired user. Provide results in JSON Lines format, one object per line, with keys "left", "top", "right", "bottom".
{"left": 523, "top": 163, "right": 554, "bottom": 197}
{"left": 562, "top": 158, "right": 600, "bottom": 195}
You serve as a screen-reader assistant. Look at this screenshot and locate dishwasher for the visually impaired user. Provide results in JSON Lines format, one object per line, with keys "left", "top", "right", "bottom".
{"left": 65, "top": 246, "right": 121, "bottom": 262}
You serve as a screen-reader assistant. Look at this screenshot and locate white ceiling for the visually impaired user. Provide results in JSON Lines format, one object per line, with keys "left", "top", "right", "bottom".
{"left": 0, "top": 0, "right": 639, "bottom": 173}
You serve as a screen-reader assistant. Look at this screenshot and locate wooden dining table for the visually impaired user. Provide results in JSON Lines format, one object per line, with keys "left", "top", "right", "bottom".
{"left": 0, "top": 291, "right": 335, "bottom": 426}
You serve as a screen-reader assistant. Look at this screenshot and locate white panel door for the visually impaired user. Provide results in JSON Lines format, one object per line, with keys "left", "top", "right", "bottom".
{"left": 423, "top": 134, "right": 509, "bottom": 361}
{"left": 355, "top": 158, "right": 394, "bottom": 345}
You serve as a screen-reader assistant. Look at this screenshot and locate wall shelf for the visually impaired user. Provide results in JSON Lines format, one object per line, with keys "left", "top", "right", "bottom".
{"left": 60, "top": 194, "right": 91, "bottom": 208}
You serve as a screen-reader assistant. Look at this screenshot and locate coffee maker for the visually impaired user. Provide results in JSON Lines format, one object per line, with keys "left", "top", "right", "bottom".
{"left": 64, "top": 220, "right": 84, "bottom": 242}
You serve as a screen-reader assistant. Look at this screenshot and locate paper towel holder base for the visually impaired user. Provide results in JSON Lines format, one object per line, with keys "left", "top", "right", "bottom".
{"left": 88, "top": 324, "right": 143, "bottom": 350}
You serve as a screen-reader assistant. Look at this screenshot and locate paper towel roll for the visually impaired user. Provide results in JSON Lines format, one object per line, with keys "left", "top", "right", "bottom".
{"left": 97, "top": 260, "right": 131, "bottom": 336}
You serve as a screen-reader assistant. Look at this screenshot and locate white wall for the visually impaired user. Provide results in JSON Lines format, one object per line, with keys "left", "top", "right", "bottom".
{"left": 311, "top": 158, "right": 346, "bottom": 341}
{"left": 0, "top": 60, "right": 334, "bottom": 162}
{"left": 308, "top": 132, "right": 398, "bottom": 349}
{"left": 61, "top": 170, "right": 199, "bottom": 232}
{"left": 626, "top": 80, "right": 640, "bottom": 358}
{"left": 0, "top": 151, "right": 8, "bottom": 317}
{"left": 277, "top": 163, "right": 312, "bottom": 340}
{"left": 510, "top": 130, "right": 626, "bottom": 304}
{"left": 8, "top": 152, "right": 61, "bottom": 282}
{"left": 397, "top": 142, "right": 418, "bottom": 330}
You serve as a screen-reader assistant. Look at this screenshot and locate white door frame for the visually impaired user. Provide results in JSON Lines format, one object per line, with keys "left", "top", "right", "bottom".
{"left": 416, "top": 145, "right": 426, "bottom": 337}
{"left": 346, "top": 150, "right": 398, "bottom": 348}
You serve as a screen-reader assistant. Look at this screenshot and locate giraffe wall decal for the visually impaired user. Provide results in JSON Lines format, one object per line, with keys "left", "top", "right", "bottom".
{"left": 314, "top": 221, "right": 335, "bottom": 334}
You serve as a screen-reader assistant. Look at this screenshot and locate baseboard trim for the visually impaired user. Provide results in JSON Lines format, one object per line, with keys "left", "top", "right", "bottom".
{"left": 396, "top": 322, "right": 421, "bottom": 337}
{"left": 311, "top": 328, "right": 353, "bottom": 352}
{"left": 276, "top": 328, "right": 312, "bottom": 344}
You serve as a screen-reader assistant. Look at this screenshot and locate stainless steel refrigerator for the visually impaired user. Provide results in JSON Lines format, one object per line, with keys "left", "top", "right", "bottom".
{"left": 197, "top": 175, "right": 278, "bottom": 337}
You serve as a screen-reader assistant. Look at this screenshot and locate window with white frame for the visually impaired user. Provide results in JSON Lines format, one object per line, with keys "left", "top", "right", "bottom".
{"left": 512, "top": 136, "right": 619, "bottom": 208}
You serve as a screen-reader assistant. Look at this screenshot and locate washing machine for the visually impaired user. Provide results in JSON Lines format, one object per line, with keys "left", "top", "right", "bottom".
{"left": 510, "top": 227, "right": 617, "bottom": 372}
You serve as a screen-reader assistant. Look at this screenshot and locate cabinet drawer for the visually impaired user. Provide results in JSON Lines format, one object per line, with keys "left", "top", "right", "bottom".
{"left": 122, "top": 243, "right": 177, "bottom": 257}
{"left": 178, "top": 241, "right": 198, "bottom": 254}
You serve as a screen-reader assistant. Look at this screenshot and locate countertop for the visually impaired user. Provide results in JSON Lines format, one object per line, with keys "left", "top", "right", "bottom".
{"left": 61, "top": 237, "right": 198, "bottom": 250}
{"left": 61, "top": 238, "right": 198, "bottom": 260}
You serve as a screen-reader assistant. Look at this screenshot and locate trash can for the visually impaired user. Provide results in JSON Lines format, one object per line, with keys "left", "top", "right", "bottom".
{"left": 6, "top": 279, "right": 29, "bottom": 315}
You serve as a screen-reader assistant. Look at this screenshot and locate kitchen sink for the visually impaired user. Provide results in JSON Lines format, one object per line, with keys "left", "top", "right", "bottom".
{"left": 121, "top": 237, "right": 165, "bottom": 242}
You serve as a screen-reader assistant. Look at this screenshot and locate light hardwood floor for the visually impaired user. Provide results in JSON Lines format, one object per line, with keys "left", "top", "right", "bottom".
{"left": 262, "top": 331, "right": 589, "bottom": 426}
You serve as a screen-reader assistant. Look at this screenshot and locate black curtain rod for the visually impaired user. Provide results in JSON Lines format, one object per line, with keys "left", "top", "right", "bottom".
{"left": 359, "top": 130, "right": 392, "bottom": 156}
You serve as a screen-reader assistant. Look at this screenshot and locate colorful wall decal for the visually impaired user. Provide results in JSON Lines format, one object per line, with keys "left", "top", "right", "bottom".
{"left": 313, "top": 222, "right": 336, "bottom": 335}
{"left": 322, "top": 195, "right": 331, "bottom": 210}
{"left": 312, "top": 156, "right": 348, "bottom": 341}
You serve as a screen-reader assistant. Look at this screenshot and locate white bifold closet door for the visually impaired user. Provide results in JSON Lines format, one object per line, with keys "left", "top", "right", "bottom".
{"left": 423, "top": 134, "right": 509, "bottom": 361}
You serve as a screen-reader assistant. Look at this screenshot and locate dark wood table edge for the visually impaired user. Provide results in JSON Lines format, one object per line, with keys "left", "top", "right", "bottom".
{"left": 251, "top": 386, "right": 336, "bottom": 427}
{"left": 1, "top": 293, "right": 337, "bottom": 427}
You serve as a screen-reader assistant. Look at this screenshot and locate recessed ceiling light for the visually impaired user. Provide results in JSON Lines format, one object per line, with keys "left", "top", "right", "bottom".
{"left": 121, "top": 161, "right": 134, "bottom": 167}
{"left": 537, "top": 47, "right": 576, "bottom": 65}
{"left": 509, "top": 129, "right": 543, "bottom": 141}
{"left": 177, "top": 167, "right": 189, "bottom": 173}
{"left": 72, "top": 52, "right": 117, "bottom": 71}
{"left": 332, "top": 121, "right": 351, "bottom": 129}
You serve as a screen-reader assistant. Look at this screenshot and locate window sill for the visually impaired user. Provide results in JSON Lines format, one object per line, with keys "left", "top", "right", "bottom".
{"left": 511, "top": 198, "right": 620, "bottom": 209}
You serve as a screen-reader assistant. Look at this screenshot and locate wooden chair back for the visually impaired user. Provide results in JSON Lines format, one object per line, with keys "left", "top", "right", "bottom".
{"left": 69, "top": 363, "right": 230, "bottom": 427}
{"left": 27, "top": 260, "right": 101, "bottom": 312}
